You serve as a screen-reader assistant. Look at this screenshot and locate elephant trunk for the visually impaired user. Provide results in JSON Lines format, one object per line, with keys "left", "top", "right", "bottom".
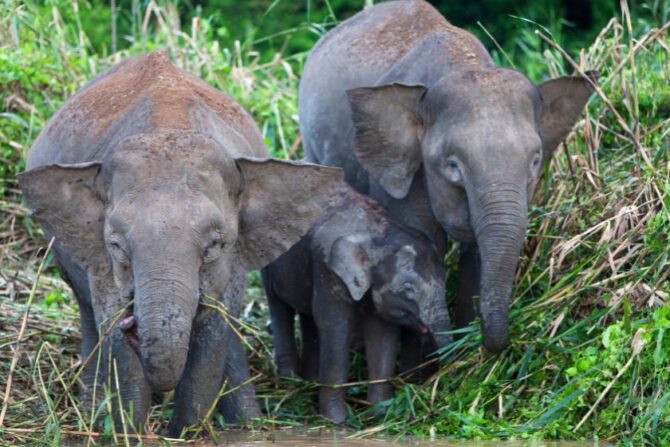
{"left": 418, "top": 282, "right": 453, "bottom": 350}
{"left": 133, "top": 264, "right": 199, "bottom": 392}
{"left": 470, "top": 182, "right": 527, "bottom": 353}
{"left": 428, "top": 317, "right": 452, "bottom": 351}
{"left": 425, "top": 305, "right": 453, "bottom": 350}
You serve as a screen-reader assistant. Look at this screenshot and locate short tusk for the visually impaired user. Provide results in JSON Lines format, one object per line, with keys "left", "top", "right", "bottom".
{"left": 119, "top": 315, "right": 136, "bottom": 332}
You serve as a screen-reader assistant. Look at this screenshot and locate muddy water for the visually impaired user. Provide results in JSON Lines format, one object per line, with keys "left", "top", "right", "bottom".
{"left": 209, "top": 432, "right": 608, "bottom": 447}
{"left": 62, "top": 432, "right": 608, "bottom": 446}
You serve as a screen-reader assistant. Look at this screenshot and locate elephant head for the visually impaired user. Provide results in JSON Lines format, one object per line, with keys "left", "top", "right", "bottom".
{"left": 19, "top": 131, "right": 344, "bottom": 391}
{"left": 327, "top": 230, "right": 451, "bottom": 349}
{"left": 347, "top": 69, "right": 597, "bottom": 352}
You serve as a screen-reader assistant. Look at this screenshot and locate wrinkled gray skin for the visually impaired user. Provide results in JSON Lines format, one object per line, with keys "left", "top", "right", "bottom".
{"left": 262, "top": 189, "right": 451, "bottom": 423}
{"left": 299, "top": 0, "right": 597, "bottom": 352}
{"left": 19, "top": 52, "right": 346, "bottom": 436}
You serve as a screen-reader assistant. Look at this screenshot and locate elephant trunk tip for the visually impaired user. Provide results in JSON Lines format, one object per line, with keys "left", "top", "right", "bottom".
{"left": 425, "top": 316, "right": 453, "bottom": 351}
{"left": 135, "top": 321, "right": 190, "bottom": 392}
{"left": 141, "top": 353, "right": 185, "bottom": 392}
{"left": 433, "top": 332, "right": 453, "bottom": 351}
{"left": 482, "top": 321, "right": 509, "bottom": 353}
{"left": 483, "top": 337, "right": 508, "bottom": 353}
{"left": 480, "top": 292, "right": 511, "bottom": 354}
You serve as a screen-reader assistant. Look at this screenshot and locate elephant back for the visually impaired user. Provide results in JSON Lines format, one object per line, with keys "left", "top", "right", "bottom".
{"left": 27, "top": 52, "right": 266, "bottom": 170}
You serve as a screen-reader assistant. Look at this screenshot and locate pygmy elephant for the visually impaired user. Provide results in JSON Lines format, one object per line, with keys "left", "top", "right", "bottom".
{"left": 299, "top": 0, "right": 598, "bottom": 352}
{"left": 262, "top": 188, "right": 451, "bottom": 423}
{"left": 18, "top": 52, "right": 345, "bottom": 435}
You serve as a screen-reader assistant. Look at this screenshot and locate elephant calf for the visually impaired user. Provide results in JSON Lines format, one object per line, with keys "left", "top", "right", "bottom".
{"left": 18, "top": 52, "right": 346, "bottom": 435}
{"left": 262, "top": 188, "right": 452, "bottom": 423}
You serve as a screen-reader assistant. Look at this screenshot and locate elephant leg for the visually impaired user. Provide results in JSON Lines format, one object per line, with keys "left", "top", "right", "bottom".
{"left": 105, "top": 330, "right": 152, "bottom": 433}
{"left": 299, "top": 313, "right": 320, "bottom": 381}
{"left": 216, "top": 330, "right": 262, "bottom": 424}
{"left": 266, "top": 290, "right": 299, "bottom": 377}
{"left": 169, "top": 310, "right": 232, "bottom": 436}
{"left": 313, "top": 283, "right": 353, "bottom": 423}
{"left": 455, "top": 243, "right": 481, "bottom": 329}
{"left": 214, "top": 266, "right": 261, "bottom": 426}
{"left": 89, "top": 275, "right": 150, "bottom": 434}
{"left": 52, "top": 245, "right": 99, "bottom": 397}
{"left": 78, "top": 298, "right": 99, "bottom": 399}
{"left": 364, "top": 315, "right": 399, "bottom": 406}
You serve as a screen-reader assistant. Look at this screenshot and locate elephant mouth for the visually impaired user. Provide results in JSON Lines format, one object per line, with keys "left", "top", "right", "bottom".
{"left": 119, "top": 315, "right": 140, "bottom": 353}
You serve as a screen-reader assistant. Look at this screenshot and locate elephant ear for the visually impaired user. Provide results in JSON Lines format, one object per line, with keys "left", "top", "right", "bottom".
{"left": 346, "top": 84, "right": 427, "bottom": 200}
{"left": 18, "top": 162, "right": 108, "bottom": 273}
{"left": 235, "top": 158, "right": 345, "bottom": 271}
{"left": 327, "top": 234, "right": 372, "bottom": 301}
{"left": 537, "top": 71, "right": 599, "bottom": 161}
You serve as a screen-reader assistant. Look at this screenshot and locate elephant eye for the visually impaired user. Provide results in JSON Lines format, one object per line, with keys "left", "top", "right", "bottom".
{"left": 203, "top": 237, "right": 225, "bottom": 263}
{"left": 108, "top": 238, "right": 129, "bottom": 265}
{"left": 530, "top": 151, "right": 542, "bottom": 176}
{"left": 444, "top": 157, "right": 463, "bottom": 185}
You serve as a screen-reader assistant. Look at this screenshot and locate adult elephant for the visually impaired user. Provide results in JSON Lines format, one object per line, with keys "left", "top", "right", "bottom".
{"left": 299, "top": 0, "right": 597, "bottom": 352}
{"left": 19, "top": 52, "right": 345, "bottom": 435}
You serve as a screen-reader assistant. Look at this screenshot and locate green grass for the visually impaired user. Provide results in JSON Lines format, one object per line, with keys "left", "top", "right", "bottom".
{"left": 0, "top": 0, "right": 669, "bottom": 445}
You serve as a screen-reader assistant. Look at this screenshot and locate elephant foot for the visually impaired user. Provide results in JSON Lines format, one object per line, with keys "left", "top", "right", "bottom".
{"left": 277, "top": 364, "right": 299, "bottom": 378}
{"left": 275, "top": 349, "right": 300, "bottom": 377}
{"left": 166, "top": 405, "right": 209, "bottom": 439}
{"left": 168, "top": 404, "right": 257, "bottom": 439}
{"left": 320, "top": 407, "right": 347, "bottom": 424}
{"left": 219, "top": 405, "right": 262, "bottom": 425}
{"left": 217, "top": 393, "right": 262, "bottom": 425}
{"left": 319, "top": 389, "right": 347, "bottom": 424}
{"left": 367, "top": 383, "right": 393, "bottom": 406}
{"left": 166, "top": 420, "right": 188, "bottom": 439}
{"left": 237, "top": 400, "right": 263, "bottom": 421}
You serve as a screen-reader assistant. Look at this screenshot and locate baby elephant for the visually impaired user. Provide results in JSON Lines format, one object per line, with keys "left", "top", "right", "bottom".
{"left": 262, "top": 190, "right": 452, "bottom": 423}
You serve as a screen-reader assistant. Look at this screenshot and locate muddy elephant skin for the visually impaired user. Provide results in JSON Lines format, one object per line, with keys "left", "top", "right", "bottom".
{"left": 19, "top": 52, "right": 345, "bottom": 435}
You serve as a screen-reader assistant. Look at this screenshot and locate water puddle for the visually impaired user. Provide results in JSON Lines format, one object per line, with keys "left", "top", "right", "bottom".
{"left": 205, "top": 431, "right": 609, "bottom": 447}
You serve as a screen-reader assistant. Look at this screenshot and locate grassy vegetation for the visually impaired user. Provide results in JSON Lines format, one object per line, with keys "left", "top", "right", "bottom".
{"left": 0, "top": 0, "right": 669, "bottom": 445}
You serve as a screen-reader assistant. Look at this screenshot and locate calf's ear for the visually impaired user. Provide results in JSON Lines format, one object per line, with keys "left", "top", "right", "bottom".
{"left": 327, "top": 234, "right": 372, "bottom": 301}
{"left": 18, "top": 162, "right": 108, "bottom": 274}
{"left": 235, "top": 158, "right": 346, "bottom": 271}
